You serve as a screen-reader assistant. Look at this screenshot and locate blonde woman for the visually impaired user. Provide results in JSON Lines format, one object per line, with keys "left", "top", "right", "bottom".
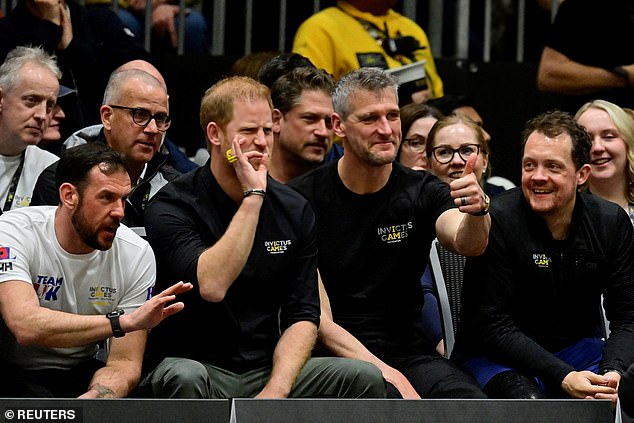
{"left": 575, "top": 100, "right": 634, "bottom": 225}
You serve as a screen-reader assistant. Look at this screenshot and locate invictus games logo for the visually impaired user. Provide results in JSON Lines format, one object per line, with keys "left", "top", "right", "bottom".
{"left": 0, "top": 246, "right": 16, "bottom": 272}
{"left": 88, "top": 285, "right": 118, "bottom": 307}
{"left": 15, "top": 195, "right": 30, "bottom": 208}
{"left": 377, "top": 222, "right": 413, "bottom": 244}
{"left": 264, "top": 240, "right": 292, "bottom": 254}
{"left": 533, "top": 253, "right": 552, "bottom": 268}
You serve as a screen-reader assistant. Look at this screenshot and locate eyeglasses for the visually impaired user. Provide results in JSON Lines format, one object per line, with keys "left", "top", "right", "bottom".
{"left": 402, "top": 136, "right": 426, "bottom": 154}
{"left": 109, "top": 105, "right": 171, "bottom": 131}
{"left": 431, "top": 144, "right": 480, "bottom": 164}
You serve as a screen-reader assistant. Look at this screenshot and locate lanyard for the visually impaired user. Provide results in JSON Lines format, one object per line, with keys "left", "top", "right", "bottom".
{"left": 140, "top": 183, "right": 151, "bottom": 211}
{"left": 338, "top": 6, "right": 409, "bottom": 65}
{"left": 2, "top": 150, "right": 26, "bottom": 213}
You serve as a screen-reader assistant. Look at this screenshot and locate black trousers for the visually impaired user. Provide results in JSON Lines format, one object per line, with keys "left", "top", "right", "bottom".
{"left": 386, "top": 354, "right": 487, "bottom": 399}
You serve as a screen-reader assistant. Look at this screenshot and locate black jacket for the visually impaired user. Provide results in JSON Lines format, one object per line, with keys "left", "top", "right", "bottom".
{"left": 458, "top": 188, "right": 634, "bottom": 389}
{"left": 30, "top": 125, "right": 180, "bottom": 228}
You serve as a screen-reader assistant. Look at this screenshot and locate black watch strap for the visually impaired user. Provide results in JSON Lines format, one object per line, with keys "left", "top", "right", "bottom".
{"left": 106, "top": 309, "right": 125, "bottom": 338}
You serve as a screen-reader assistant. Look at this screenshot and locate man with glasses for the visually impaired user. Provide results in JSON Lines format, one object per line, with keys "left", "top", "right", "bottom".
{"left": 290, "top": 67, "right": 489, "bottom": 399}
{"left": 31, "top": 66, "right": 179, "bottom": 231}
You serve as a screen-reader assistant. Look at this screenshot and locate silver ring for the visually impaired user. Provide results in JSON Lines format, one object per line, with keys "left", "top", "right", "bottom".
{"left": 460, "top": 196, "right": 468, "bottom": 206}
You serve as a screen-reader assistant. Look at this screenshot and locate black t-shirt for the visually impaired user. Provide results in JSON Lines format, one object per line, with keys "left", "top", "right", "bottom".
{"left": 290, "top": 161, "right": 454, "bottom": 360}
{"left": 458, "top": 188, "right": 634, "bottom": 388}
{"left": 144, "top": 164, "right": 320, "bottom": 373}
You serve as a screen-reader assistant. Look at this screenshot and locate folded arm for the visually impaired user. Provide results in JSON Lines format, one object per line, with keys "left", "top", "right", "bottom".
{"left": 537, "top": 46, "right": 633, "bottom": 95}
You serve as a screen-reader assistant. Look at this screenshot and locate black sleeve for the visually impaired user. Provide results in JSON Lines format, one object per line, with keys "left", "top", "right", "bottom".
{"left": 145, "top": 191, "right": 209, "bottom": 289}
{"left": 30, "top": 162, "right": 60, "bottom": 206}
{"left": 279, "top": 198, "right": 320, "bottom": 331}
{"left": 620, "top": 362, "right": 634, "bottom": 417}
{"left": 601, "top": 210, "right": 634, "bottom": 374}
{"left": 418, "top": 173, "right": 456, "bottom": 223}
{"left": 460, "top": 217, "right": 574, "bottom": 389}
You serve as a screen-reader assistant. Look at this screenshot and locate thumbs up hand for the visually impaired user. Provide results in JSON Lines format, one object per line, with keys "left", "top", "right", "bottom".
{"left": 449, "top": 154, "right": 489, "bottom": 215}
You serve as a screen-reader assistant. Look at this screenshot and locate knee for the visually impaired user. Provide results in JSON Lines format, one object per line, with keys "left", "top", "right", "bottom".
{"left": 184, "top": 12, "right": 208, "bottom": 32}
{"left": 162, "top": 359, "right": 208, "bottom": 386}
{"left": 147, "top": 358, "right": 211, "bottom": 398}
{"left": 117, "top": 9, "right": 142, "bottom": 34}
{"left": 182, "top": 12, "right": 209, "bottom": 52}
{"left": 338, "top": 359, "right": 387, "bottom": 398}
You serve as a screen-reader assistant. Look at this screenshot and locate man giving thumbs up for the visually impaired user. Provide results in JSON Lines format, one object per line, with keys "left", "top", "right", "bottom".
{"left": 290, "top": 67, "right": 490, "bottom": 400}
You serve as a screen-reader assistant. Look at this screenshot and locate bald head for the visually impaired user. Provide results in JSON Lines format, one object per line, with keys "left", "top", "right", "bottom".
{"left": 117, "top": 60, "right": 167, "bottom": 89}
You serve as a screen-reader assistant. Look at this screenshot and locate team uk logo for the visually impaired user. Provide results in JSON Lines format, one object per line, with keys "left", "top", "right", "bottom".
{"left": 0, "top": 246, "right": 16, "bottom": 272}
{"left": 34, "top": 275, "right": 63, "bottom": 302}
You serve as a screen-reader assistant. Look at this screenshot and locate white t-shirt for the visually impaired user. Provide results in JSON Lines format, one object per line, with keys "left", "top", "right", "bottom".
{"left": 0, "top": 206, "right": 156, "bottom": 370}
{"left": 0, "top": 146, "right": 58, "bottom": 211}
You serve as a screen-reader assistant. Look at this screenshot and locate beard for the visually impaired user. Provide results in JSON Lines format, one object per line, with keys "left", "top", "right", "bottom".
{"left": 351, "top": 144, "right": 397, "bottom": 166}
{"left": 71, "top": 198, "right": 114, "bottom": 251}
{"left": 345, "top": 134, "right": 398, "bottom": 166}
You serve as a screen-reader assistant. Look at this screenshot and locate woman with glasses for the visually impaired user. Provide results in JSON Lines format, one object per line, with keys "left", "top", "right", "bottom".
{"left": 398, "top": 103, "right": 444, "bottom": 170}
{"left": 417, "top": 114, "right": 503, "bottom": 357}
{"left": 575, "top": 100, "right": 634, "bottom": 226}
{"left": 426, "top": 114, "right": 504, "bottom": 197}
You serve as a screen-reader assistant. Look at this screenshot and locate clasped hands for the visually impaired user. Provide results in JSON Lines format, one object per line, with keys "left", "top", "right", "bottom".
{"left": 562, "top": 370, "right": 620, "bottom": 405}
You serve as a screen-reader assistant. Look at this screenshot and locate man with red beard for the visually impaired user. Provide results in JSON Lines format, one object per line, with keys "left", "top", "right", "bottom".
{"left": 31, "top": 66, "right": 179, "bottom": 232}
{"left": 0, "top": 142, "right": 192, "bottom": 398}
{"left": 457, "top": 111, "right": 634, "bottom": 404}
{"left": 0, "top": 46, "right": 60, "bottom": 213}
{"left": 290, "top": 67, "right": 489, "bottom": 399}
{"left": 139, "top": 76, "right": 385, "bottom": 399}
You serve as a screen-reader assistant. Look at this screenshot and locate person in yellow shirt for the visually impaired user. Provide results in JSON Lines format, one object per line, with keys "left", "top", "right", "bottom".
{"left": 292, "top": 0, "right": 443, "bottom": 104}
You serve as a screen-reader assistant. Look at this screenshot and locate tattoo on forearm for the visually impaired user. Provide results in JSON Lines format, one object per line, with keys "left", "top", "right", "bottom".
{"left": 90, "top": 383, "right": 115, "bottom": 398}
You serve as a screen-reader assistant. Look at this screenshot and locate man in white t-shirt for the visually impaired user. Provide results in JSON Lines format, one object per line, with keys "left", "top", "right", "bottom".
{"left": 0, "top": 46, "right": 60, "bottom": 213}
{"left": 0, "top": 142, "right": 192, "bottom": 398}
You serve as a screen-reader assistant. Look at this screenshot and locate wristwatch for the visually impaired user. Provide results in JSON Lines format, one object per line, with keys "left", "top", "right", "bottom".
{"left": 106, "top": 309, "right": 126, "bottom": 338}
